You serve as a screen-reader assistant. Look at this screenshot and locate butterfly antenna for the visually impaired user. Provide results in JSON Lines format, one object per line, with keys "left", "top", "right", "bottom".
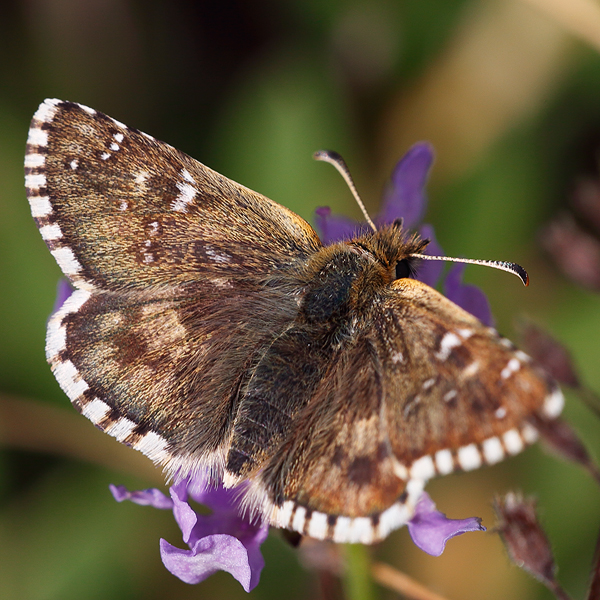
{"left": 411, "top": 253, "right": 530, "bottom": 286}
{"left": 313, "top": 150, "right": 377, "bottom": 232}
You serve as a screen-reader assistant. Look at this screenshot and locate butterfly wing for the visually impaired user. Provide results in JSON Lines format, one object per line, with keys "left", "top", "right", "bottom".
{"left": 25, "top": 99, "right": 319, "bottom": 474}
{"left": 25, "top": 99, "right": 321, "bottom": 294}
{"left": 257, "top": 278, "right": 563, "bottom": 543}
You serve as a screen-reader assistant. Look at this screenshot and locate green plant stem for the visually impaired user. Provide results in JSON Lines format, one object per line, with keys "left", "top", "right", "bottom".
{"left": 342, "top": 544, "right": 377, "bottom": 600}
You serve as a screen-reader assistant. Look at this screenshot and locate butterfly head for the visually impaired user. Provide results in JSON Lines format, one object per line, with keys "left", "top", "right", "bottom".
{"left": 299, "top": 223, "right": 429, "bottom": 327}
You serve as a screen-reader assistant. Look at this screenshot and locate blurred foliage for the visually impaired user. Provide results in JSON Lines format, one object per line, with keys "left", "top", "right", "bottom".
{"left": 1, "top": 1, "right": 600, "bottom": 599}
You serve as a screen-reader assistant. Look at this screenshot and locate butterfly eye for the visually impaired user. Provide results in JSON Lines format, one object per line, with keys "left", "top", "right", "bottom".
{"left": 394, "top": 259, "right": 412, "bottom": 280}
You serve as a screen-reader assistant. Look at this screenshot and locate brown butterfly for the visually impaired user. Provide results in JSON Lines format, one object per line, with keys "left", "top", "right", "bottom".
{"left": 25, "top": 99, "right": 563, "bottom": 544}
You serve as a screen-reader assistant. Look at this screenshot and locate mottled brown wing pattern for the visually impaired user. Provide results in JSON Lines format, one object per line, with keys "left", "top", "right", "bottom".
{"left": 25, "top": 98, "right": 317, "bottom": 477}
{"left": 25, "top": 99, "right": 321, "bottom": 294}
{"left": 261, "top": 279, "right": 562, "bottom": 543}
{"left": 48, "top": 282, "right": 300, "bottom": 475}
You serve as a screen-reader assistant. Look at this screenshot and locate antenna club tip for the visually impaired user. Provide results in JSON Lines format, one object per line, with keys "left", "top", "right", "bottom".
{"left": 313, "top": 149, "right": 340, "bottom": 162}
{"left": 509, "top": 262, "right": 529, "bottom": 287}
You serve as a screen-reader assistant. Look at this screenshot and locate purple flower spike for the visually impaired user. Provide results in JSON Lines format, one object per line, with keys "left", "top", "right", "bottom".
{"left": 111, "top": 474, "right": 269, "bottom": 592}
{"left": 444, "top": 263, "right": 494, "bottom": 326}
{"left": 315, "top": 206, "right": 368, "bottom": 245}
{"left": 378, "top": 142, "right": 435, "bottom": 229}
{"left": 407, "top": 492, "right": 486, "bottom": 556}
{"left": 417, "top": 224, "right": 445, "bottom": 288}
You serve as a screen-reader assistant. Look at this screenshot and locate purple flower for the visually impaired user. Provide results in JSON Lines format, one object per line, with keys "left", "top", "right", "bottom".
{"left": 110, "top": 474, "right": 269, "bottom": 592}
{"left": 407, "top": 493, "right": 485, "bottom": 556}
{"left": 315, "top": 142, "right": 493, "bottom": 325}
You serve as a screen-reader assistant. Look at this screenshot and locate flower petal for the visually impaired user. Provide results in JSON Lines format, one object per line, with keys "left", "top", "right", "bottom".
{"left": 417, "top": 224, "right": 444, "bottom": 288}
{"left": 109, "top": 484, "right": 173, "bottom": 510}
{"left": 315, "top": 206, "right": 365, "bottom": 244}
{"left": 160, "top": 533, "right": 264, "bottom": 592}
{"left": 444, "top": 263, "right": 493, "bottom": 326}
{"left": 170, "top": 480, "right": 199, "bottom": 545}
{"left": 407, "top": 492, "right": 485, "bottom": 556}
{"left": 379, "top": 142, "right": 434, "bottom": 229}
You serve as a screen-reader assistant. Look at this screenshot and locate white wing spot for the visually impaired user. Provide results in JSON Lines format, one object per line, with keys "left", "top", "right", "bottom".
{"left": 206, "top": 248, "right": 231, "bottom": 263}
{"left": 503, "top": 429, "right": 524, "bottom": 455}
{"left": 522, "top": 424, "right": 539, "bottom": 444}
{"left": 46, "top": 322, "right": 67, "bottom": 358}
{"left": 172, "top": 181, "right": 197, "bottom": 212}
{"left": 443, "top": 389, "right": 457, "bottom": 402}
{"left": 422, "top": 377, "right": 435, "bottom": 390}
{"left": 27, "top": 127, "right": 48, "bottom": 147}
{"left": 515, "top": 350, "right": 531, "bottom": 362}
{"left": 409, "top": 455, "right": 436, "bottom": 480}
{"left": 273, "top": 501, "right": 294, "bottom": 528}
{"left": 495, "top": 406, "right": 507, "bottom": 419}
{"left": 292, "top": 506, "right": 306, "bottom": 534}
{"left": 51, "top": 246, "right": 82, "bottom": 275}
{"left": 457, "top": 444, "right": 482, "bottom": 471}
{"left": 25, "top": 153, "right": 45, "bottom": 168}
{"left": 436, "top": 332, "right": 461, "bottom": 360}
{"left": 543, "top": 387, "right": 564, "bottom": 418}
{"left": 105, "top": 417, "right": 136, "bottom": 442}
{"left": 110, "top": 142, "right": 120, "bottom": 152}
{"left": 434, "top": 449, "right": 454, "bottom": 475}
{"left": 29, "top": 195, "right": 52, "bottom": 217}
{"left": 101, "top": 152, "right": 110, "bottom": 160}
{"left": 462, "top": 360, "right": 480, "bottom": 378}
{"left": 135, "top": 171, "right": 149, "bottom": 184}
{"left": 70, "top": 159, "right": 78, "bottom": 170}
{"left": 40, "top": 224, "right": 63, "bottom": 241}
{"left": 403, "top": 394, "right": 421, "bottom": 417}
{"left": 501, "top": 358, "right": 521, "bottom": 379}
{"left": 53, "top": 359, "right": 89, "bottom": 400}
{"left": 33, "top": 98, "right": 61, "bottom": 125}
{"left": 81, "top": 398, "right": 110, "bottom": 423}
{"left": 110, "top": 117, "right": 127, "bottom": 129}
{"left": 307, "top": 512, "right": 328, "bottom": 540}
{"left": 119, "top": 201, "right": 128, "bottom": 211}
{"left": 79, "top": 103, "right": 96, "bottom": 115}
{"left": 25, "top": 173, "right": 46, "bottom": 190}
{"left": 482, "top": 436, "right": 505, "bottom": 464}
{"left": 114, "top": 132, "right": 124, "bottom": 143}
{"left": 391, "top": 350, "right": 404, "bottom": 364}
{"left": 133, "top": 431, "right": 169, "bottom": 462}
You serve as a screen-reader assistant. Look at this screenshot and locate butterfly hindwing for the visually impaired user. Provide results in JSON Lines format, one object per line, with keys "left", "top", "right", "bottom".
{"left": 47, "top": 268, "right": 303, "bottom": 476}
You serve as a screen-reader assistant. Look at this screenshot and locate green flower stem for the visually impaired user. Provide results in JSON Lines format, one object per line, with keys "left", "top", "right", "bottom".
{"left": 342, "top": 544, "right": 377, "bottom": 600}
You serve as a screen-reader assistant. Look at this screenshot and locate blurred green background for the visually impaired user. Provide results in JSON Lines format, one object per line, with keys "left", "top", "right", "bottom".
{"left": 1, "top": 0, "right": 600, "bottom": 599}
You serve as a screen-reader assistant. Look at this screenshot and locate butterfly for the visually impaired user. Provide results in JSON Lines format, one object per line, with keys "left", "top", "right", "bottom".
{"left": 25, "top": 98, "right": 564, "bottom": 544}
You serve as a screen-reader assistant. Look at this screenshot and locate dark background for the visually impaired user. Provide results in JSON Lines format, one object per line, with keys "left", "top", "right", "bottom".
{"left": 1, "top": 1, "right": 600, "bottom": 599}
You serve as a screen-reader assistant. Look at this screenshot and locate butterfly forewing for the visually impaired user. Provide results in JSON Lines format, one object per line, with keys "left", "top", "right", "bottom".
{"left": 25, "top": 99, "right": 321, "bottom": 294}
